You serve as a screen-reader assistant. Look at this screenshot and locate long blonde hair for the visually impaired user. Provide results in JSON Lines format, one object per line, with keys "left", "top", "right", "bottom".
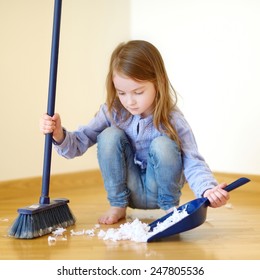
{"left": 106, "top": 40, "right": 180, "bottom": 147}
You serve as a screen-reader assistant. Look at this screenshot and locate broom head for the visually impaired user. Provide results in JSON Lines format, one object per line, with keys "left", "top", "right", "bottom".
{"left": 8, "top": 198, "right": 76, "bottom": 239}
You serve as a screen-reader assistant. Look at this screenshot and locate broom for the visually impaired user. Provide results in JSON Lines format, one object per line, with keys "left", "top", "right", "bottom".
{"left": 8, "top": 0, "right": 76, "bottom": 239}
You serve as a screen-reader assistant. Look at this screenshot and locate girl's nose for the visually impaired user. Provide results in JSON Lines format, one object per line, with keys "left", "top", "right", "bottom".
{"left": 127, "top": 94, "right": 136, "bottom": 106}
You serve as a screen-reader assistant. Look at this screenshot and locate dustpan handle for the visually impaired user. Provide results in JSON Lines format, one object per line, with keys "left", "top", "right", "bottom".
{"left": 224, "top": 177, "right": 250, "bottom": 192}
{"left": 40, "top": 0, "right": 62, "bottom": 204}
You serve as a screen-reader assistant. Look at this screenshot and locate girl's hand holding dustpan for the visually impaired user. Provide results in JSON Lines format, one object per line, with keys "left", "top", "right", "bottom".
{"left": 203, "top": 182, "right": 230, "bottom": 208}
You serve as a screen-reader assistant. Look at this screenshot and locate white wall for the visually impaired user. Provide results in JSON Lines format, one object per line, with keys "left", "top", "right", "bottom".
{"left": 0, "top": 0, "right": 130, "bottom": 181}
{"left": 131, "top": 0, "right": 260, "bottom": 175}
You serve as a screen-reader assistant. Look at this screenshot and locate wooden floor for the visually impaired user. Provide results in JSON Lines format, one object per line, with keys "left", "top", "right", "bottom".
{"left": 0, "top": 170, "right": 259, "bottom": 260}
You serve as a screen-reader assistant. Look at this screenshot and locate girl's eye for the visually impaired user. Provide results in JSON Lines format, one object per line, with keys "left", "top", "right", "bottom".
{"left": 135, "top": 92, "right": 143, "bottom": 95}
{"left": 117, "top": 91, "right": 125, "bottom": 96}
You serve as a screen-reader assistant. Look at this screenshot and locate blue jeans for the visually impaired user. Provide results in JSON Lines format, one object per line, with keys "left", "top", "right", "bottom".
{"left": 97, "top": 127, "right": 183, "bottom": 211}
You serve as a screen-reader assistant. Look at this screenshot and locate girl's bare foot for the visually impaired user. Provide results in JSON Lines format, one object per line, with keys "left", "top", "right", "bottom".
{"left": 98, "top": 207, "right": 127, "bottom": 225}
{"left": 165, "top": 207, "right": 175, "bottom": 214}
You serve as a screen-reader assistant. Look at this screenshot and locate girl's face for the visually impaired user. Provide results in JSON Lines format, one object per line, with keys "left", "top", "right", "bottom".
{"left": 113, "top": 72, "right": 156, "bottom": 118}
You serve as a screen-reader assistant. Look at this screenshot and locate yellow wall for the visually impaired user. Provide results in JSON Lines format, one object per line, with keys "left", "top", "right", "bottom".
{"left": 0, "top": 0, "right": 130, "bottom": 181}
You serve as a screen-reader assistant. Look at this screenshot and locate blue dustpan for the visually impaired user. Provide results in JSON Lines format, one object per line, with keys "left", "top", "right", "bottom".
{"left": 147, "top": 177, "right": 250, "bottom": 242}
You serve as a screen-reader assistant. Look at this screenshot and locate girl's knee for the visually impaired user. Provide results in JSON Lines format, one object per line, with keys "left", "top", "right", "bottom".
{"left": 97, "top": 127, "right": 126, "bottom": 156}
{"left": 149, "top": 136, "right": 181, "bottom": 163}
{"left": 98, "top": 127, "right": 124, "bottom": 139}
{"left": 98, "top": 127, "right": 125, "bottom": 145}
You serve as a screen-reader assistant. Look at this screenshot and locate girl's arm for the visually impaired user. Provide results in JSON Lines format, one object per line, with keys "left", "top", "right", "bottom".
{"left": 173, "top": 109, "right": 228, "bottom": 206}
{"left": 40, "top": 104, "right": 111, "bottom": 159}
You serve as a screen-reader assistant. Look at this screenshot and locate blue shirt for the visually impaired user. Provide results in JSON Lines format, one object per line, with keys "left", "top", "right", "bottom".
{"left": 54, "top": 104, "right": 218, "bottom": 197}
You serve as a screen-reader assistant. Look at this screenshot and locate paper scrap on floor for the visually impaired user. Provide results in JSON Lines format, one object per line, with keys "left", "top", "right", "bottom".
{"left": 98, "top": 207, "right": 188, "bottom": 242}
{"left": 48, "top": 207, "right": 188, "bottom": 244}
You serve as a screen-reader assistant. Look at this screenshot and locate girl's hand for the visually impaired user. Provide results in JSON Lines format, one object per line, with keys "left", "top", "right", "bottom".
{"left": 203, "top": 183, "right": 230, "bottom": 208}
{"left": 40, "top": 113, "right": 64, "bottom": 143}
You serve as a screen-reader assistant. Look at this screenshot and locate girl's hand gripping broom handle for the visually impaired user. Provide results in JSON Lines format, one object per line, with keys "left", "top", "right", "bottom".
{"left": 40, "top": 0, "right": 62, "bottom": 204}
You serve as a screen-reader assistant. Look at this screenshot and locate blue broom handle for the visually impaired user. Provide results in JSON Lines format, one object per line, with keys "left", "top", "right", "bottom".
{"left": 40, "top": 0, "right": 62, "bottom": 204}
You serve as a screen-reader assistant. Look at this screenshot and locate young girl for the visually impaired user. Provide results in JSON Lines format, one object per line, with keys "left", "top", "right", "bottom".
{"left": 40, "top": 40, "right": 229, "bottom": 225}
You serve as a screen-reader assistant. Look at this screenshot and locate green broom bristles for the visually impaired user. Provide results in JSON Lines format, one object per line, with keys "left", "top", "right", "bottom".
{"left": 8, "top": 199, "right": 76, "bottom": 239}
